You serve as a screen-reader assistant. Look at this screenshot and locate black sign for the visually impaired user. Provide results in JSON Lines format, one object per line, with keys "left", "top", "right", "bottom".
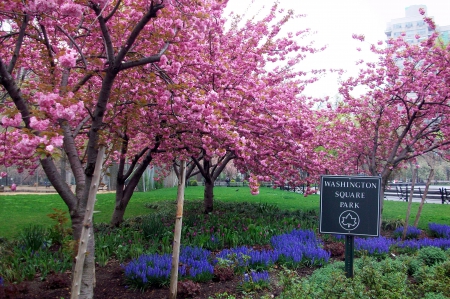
{"left": 320, "top": 175, "right": 381, "bottom": 237}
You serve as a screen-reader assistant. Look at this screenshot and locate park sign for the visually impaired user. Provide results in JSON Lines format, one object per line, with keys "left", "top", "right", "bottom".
{"left": 320, "top": 175, "right": 381, "bottom": 237}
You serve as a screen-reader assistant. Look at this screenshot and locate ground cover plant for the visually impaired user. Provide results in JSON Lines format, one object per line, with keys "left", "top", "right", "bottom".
{"left": 1, "top": 187, "right": 450, "bottom": 298}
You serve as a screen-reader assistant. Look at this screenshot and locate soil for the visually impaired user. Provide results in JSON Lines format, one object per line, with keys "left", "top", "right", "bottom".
{"left": 1, "top": 260, "right": 319, "bottom": 299}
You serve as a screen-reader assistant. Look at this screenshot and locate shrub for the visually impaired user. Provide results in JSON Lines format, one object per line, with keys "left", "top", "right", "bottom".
{"left": 278, "top": 261, "right": 370, "bottom": 299}
{"left": 414, "top": 261, "right": 450, "bottom": 295}
{"left": 423, "top": 293, "right": 449, "bottom": 299}
{"left": 418, "top": 246, "right": 447, "bottom": 267}
{"left": 154, "top": 179, "right": 164, "bottom": 189}
{"left": 189, "top": 180, "right": 198, "bottom": 186}
{"left": 407, "top": 258, "right": 423, "bottom": 276}
{"left": 356, "top": 256, "right": 411, "bottom": 298}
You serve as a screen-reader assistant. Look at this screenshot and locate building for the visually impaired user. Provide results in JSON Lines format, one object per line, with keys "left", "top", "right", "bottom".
{"left": 385, "top": 5, "right": 450, "bottom": 45}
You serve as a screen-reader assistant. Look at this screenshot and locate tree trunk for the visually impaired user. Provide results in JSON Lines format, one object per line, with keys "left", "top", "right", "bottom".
{"left": 169, "top": 160, "right": 186, "bottom": 299}
{"left": 402, "top": 167, "right": 417, "bottom": 240}
{"left": 414, "top": 169, "right": 434, "bottom": 227}
{"left": 204, "top": 179, "right": 214, "bottom": 213}
{"left": 110, "top": 161, "right": 149, "bottom": 227}
{"left": 61, "top": 150, "right": 67, "bottom": 185}
{"left": 379, "top": 170, "right": 392, "bottom": 224}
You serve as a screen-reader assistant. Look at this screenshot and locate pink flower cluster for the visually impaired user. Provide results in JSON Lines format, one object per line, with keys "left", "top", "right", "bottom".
{"left": 1, "top": 114, "right": 22, "bottom": 127}
{"left": 59, "top": 48, "right": 77, "bottom": 68}
{"left": 249, "top": 175, "right": 260, "bottom": 195}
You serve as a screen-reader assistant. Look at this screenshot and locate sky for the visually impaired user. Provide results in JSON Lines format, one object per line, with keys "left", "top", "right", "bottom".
{"left": 224, "top": 0, "right": 450, "bottom": 98}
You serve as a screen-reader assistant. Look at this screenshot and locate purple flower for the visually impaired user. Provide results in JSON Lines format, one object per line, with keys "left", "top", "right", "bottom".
{"left": 249, "top": 270, "right": 270, "bottom": 283}
{"left": 271, "top": 229, "right": 330, "bottom": 266}
{"left": 428, "top": 223, "right": 450, "bottom": 239}
{"left": 393, "top": 226, "right": 421, "bottom": 239}
{"left": 355, "top": 236, "right": 394, "bottom": 255}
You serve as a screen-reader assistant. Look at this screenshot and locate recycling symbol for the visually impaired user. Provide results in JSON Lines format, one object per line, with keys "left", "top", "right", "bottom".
{"left": 339, "top": 210, "right": 360, "bottom": 231}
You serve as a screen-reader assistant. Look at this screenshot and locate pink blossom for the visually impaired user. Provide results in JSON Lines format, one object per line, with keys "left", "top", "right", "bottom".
{"left": 51, "top": 136, "right": 64, "bottom": 147}
{"left": 1, "top": 114, "right": 22, "bottom": 127}
{"left": 59, "top": 48, "right": 77, "bottom": 68}
{"left": 352, "top": 34, "right": 365, "bottom": 42}
{"left": 0, "top": 172, "right": 6, "bottom": 178}
{"left": 33, "top": 0, "right": 57, "bottom": 13}
{"left": 60, "top": 3, "right": 83, "bottom": 17}
{"left": 45, "top": 145, "right": 54, "bottom": 152}
{"left": 30, "top": 117, "right": 50, "bottom": 131}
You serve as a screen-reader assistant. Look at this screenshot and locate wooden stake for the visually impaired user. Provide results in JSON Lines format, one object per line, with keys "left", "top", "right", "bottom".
{"left": 70, "top": 146, "right": 105, "bottom": 299}
{"left": 169, "top": 160, "right": 186, "bottom": 299}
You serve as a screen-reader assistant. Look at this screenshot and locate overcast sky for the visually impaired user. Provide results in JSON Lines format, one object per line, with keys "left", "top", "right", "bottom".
{"left": 224, "top": 0, "right": 450, "bottom": 98}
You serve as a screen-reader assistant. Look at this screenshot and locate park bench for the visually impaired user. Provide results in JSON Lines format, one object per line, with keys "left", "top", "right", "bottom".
{"left": 98, "top": 183, "right": 108, "bottom": 191}
{"left": 280, "top": 184, "right": 317, "bottom": 194}
{"left": 280, "top": 185, "right": 305, "bottom": 193}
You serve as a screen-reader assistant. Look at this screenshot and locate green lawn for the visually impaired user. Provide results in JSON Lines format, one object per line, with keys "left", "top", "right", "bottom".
{"left": 1, "top": 186, "right": 449, "bottom": 239}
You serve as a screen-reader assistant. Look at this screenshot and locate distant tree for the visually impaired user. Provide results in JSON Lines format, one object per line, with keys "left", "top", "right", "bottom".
{"left": 335, "top": 15, "right": 450, "bottom": 213}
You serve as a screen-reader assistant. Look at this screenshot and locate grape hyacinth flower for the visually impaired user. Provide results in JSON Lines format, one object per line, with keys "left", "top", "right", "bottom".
{"left": 355, "top": 236, "right": 394, "bottom": 255}
{"left": 393, "top": 226, "right": 422, "bottom": 239}
{"left": 428, "top": 223, "right": 450, "bottom": 239}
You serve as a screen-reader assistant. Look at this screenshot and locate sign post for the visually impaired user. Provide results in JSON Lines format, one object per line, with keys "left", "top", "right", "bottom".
{"left": 345, "top": 235, "right": 354, "bottom": 278}
{"left": 320, "top": 175, "right": 381, "bottom": 278}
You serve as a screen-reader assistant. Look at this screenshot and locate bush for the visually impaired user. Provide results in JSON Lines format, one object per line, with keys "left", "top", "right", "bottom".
{"left": 154, "top": 179, "right": 164, "bottom": 189}
{"left": 356, "top": 256, "right": 410, "bottom": 298}
{"left": 189, "top": 179, "right": 198, "bottom": 186}
{"left": 423, "top": 293, "right": 449, "bottom": 299}
{"left": 418, "top": 247, "right": 447, "bottom": 267}
{"left": 414, "top": 261, "right": 450, "bottom": 296}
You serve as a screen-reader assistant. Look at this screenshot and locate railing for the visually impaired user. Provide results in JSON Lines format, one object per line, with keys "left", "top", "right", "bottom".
{"left": 384, "top": 183, "right": 450, "bottom": 204}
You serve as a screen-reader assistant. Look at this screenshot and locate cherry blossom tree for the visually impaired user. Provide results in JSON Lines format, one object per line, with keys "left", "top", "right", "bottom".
{"left": 0, "top": 0, "right": 227, "bottom": 296}
{"left": 168, "top": 4, "right": 336, "bottom": 212}
{"left": 108, "top": 2, "right": 335, "bottom": 217}
{"left": 336, "top": 16, "right": 450, "bottom": 212}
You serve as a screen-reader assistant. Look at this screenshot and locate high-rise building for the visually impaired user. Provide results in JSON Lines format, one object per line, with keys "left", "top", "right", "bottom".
{"left": 385, "top": 5, "right": 450, "bottom": 44}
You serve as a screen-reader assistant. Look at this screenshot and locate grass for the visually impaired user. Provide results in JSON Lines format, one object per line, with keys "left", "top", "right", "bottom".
{"left": 1, "top": 186, "right": 449, "bottom": 239}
